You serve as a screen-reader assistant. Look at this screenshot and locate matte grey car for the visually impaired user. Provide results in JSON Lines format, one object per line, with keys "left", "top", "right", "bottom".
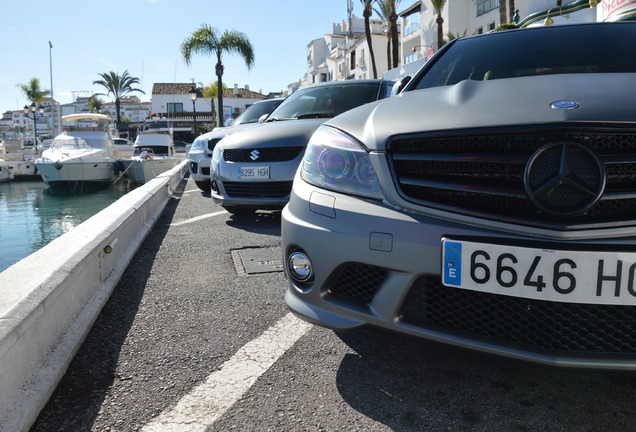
{"left": 282, "top": 22, "right": 636, "bottom": 369}
{"left": 209, "top": 80, "right": 394, "bottom": 214}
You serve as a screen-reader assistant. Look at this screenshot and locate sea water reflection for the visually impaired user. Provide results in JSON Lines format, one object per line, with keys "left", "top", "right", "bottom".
{"left": 0, "top": 180, "right": 136, "bottom": 272}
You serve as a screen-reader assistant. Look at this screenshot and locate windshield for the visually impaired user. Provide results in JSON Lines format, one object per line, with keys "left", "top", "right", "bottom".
{"left": 267, "top": 82, "right": 382, "bottom": 120}
{"left": 233, "top": 99, "right": 282, "bottom": 125}
{"left": 412, "top": 23, "right": 636, "bottom": 91}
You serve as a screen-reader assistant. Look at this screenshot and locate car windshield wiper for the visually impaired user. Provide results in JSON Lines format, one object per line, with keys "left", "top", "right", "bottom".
{"left": 294, "top": 113, "right": 335, "bottom": 119}
{"left": 264, "top": 117, "right": 295, "bottom": 122}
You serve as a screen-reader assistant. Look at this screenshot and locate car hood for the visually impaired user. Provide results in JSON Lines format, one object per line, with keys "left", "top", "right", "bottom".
{"left": 328, "top": 73, "right": 636, "bottom": 150}
{"left": 218, "top": 118, "right": 326, "bottom": 149}
{"left": 205, "top": 123, "right": 259, "bottom": 139}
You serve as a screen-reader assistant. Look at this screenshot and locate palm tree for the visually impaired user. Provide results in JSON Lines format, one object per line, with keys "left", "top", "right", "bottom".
{"left": 181, "top": 25, "right": 254, "bottom": 127}
{"left": 16, "top": 78, "right": 50, "bottom": 104}
{"left": 499, "top": 0, "right": 508, "bottom": 25}
{"left": 431, "top": 0, "right": 447, "bottom": 49}
{"left": 386, "top": 0, "right": 402, "bottom": 68}
{"left": 374, "top": 1, "right": 393, "bottom": 68}
{"left": 93, "top": 71, "right": 144, "bottom": 123}
{"left": 88, "top": 96, "right": 104, "bottom": 113}
{"left": 361, "top": 0, "right": 378, "bottom": 78}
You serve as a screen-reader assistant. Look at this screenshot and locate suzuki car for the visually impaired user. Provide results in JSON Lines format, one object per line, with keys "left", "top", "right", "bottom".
{"left": 282, "top": 22, "right": 636, "bottom": 369}
{"left": 187, "top": 97, "right": 283, "bottom": 191}
{"left": 209, "top": 80, "right": 394, "bottom": 214}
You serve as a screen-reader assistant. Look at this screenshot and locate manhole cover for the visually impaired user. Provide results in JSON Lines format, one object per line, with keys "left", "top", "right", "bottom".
{"left": 232, "top": 247, "right": 284, "bottom": 275}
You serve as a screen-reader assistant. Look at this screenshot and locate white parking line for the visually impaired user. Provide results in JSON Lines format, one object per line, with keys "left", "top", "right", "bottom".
{"left": 183, "top": 188, "right": 203, "bottom": 194}
{"left": 141, "top": 313, "right": 311, "bottom": 432}
{"left": 170, "top": 211, "right": 228, "bottom": 227}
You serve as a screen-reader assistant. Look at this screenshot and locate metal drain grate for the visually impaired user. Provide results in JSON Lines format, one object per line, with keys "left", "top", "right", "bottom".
{"left": 232, "top": 247, "right": 284, "bottom": 275}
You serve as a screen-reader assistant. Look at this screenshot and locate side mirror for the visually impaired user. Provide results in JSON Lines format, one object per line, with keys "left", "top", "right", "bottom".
{"left": 258, "top": 114, "right": 269, "bottom": 123}
{"left": 392, "top": 76, "right": 412, "bottom": 96}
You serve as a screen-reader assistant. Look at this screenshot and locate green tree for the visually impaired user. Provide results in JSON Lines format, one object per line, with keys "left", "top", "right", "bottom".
{"left": 431, "top": 0, "right": 448, "bottom": 49}
{"left": 361, "top": 0, "right": 378, "bottom": 78}
{"left": 88, "top": 95, "right": 104, "bottom": 113}
{"left": 181, "top": 25, "right": 255, "bottom": 127}
{"left": 203, "top": 81, "right": 229, "bottom": 127}
{"left": 16, "top": 78, "right": 50, "bottom": 104}
{"left": 93, "top": 70, "right": 144, "bottom": 123}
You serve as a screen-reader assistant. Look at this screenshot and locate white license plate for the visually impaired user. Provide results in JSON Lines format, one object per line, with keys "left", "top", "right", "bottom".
{"left": 237, "top": 165, "right": 269, "bottom": 179}
{"left": 442, "top": 238, "right": 636, "bottom": 305}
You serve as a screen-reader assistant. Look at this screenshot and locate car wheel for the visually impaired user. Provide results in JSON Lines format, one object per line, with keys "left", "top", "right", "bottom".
{"left": 223, "top": 206, "right": 256, "bottom": 215}
{"left": 195, "top": 180, "right": 211, "bottom": 191}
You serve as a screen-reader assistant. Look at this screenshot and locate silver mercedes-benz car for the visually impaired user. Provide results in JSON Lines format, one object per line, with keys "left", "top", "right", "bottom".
{"left": 209, "top": 80, "right": 394, "bottom": 214}
{"left": 188, "top": 98, "right": 283, "bottom": 191}
{"left": 282, "top": 22, "right": 636, "bottom": 369}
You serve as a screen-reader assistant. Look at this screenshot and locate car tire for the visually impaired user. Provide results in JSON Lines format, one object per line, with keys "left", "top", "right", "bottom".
{"left": 195, "top": 180, "right": 211, "bottom": 191}
{"left": 223, "top": 206, "right": 256, "bottom": 215}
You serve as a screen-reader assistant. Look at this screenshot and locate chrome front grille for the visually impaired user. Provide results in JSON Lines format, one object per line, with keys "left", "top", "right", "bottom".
{"left": 387, "top": 124, "right": 636, "bottom": 229}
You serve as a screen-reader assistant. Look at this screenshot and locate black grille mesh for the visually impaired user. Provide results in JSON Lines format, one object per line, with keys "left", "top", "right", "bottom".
{"left": 224, "top": 147, "right": 304, "bottom": 162}
{"left": 388, "top": 125, "right": 636, "bottom": 228}
{"left": 400, "top": 276, "right": 636, "bottom": 355}
{"left": 222, "top": 181, "right": 292, "bottom": 198}
{"left": 324, "top": 263, "right": 388, "bottom": 305}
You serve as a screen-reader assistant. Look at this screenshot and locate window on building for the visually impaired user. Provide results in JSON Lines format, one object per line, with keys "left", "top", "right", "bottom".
{"left": 320, "top": 73, "right": 327, "bottom": 82}
{"left": 350, "top": 50, "right": 356, "bottom": 70}
{"left": 403, "top": 12, "right": 422, "bottom": 36}
{"left": 477, "top": 27, "right": 484, "bottom": 34}
{"left": 477, "top": 0, "right": 498, "bottom": 16}
{"left": 167, "top": 103, "right": 183, "bottom": 113}
{"left": 489, "top": 22, "right": 496, "bottom": 31}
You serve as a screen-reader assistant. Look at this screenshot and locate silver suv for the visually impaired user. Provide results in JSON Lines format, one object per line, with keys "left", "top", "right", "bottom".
{"left": 282, "top": 22, "right": 636, "bottom": 369}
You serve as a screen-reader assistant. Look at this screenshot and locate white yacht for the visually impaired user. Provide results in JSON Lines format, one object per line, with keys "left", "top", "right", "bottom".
{"left": 35, "top": 113, "right": 123, "bottom": 187}
{"left": 121, "top": 131, "right": 181, "bottom": 184}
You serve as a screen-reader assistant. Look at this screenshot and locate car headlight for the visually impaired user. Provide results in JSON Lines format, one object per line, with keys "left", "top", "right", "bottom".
{"left": 301, "top": 126, "right": 382, "bottom": 199}
{"left": 189, "top": 139, "right": 205, "bottom": 153}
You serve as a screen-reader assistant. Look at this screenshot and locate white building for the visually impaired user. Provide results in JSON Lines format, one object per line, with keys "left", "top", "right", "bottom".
{"left": 304, "top": 14, "right": 391, "bottom": 88}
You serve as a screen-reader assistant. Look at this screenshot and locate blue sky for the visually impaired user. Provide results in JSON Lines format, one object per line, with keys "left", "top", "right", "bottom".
{"left": 1, "top": 0, "right": 364, "bottom": 112}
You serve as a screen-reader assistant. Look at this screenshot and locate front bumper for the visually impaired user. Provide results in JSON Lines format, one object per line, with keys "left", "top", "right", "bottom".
{"left": 210, "top": 156, "right": 300, "bottom": 208}
{"left": 187, "top": 152, "right": 211, "bottom": 182}
{"left": 282, "top": 175, "right": 636, "bottom": 370}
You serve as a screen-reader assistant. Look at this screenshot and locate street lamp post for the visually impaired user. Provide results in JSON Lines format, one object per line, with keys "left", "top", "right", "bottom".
{"left": 189, "top": 86, "right": 197, "bottom": 138}
{"left": 24, "top": 102, "right": 45, "bottom": 154}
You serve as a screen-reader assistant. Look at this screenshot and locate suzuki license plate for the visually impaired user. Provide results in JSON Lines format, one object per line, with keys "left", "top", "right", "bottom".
{"left": 237, "top": 166, "right": 269, "bottom": 179}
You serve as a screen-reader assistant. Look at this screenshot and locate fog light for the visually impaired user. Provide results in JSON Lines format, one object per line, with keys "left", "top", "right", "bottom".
{"left": 288, "top": 251, "right": 312, "bottom": 281}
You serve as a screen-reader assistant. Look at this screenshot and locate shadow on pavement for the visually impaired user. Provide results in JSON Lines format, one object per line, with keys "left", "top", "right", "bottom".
{"left": 334, "top": 327, "right": 636, "bottom": 432}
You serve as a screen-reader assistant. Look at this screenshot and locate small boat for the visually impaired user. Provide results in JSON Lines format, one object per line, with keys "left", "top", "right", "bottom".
{"left": 121, "top": 131, "right": 181, "bottom": 184}
{"left": 35, "top": 113, "right": 123, "bottom": 187}
{"left": 0, "top": 133, "right": 39, "bottom": 179}
{"left": 0, "top": 159, "right": 15, "bottom": 182}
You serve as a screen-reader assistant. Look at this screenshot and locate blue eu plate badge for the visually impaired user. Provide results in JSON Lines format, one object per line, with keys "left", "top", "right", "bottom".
{"left": 443, "top": 240, "right": 462, "bottom": 287}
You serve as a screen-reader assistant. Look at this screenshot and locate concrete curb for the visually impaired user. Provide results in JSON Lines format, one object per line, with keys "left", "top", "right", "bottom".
{"left": 0, "top": 161, "right": 188, "bottom": 432}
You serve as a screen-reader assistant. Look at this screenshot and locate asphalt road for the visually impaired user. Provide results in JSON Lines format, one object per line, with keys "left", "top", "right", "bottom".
{"left": 30, "top": 177, "right": 636, "bottom": 432}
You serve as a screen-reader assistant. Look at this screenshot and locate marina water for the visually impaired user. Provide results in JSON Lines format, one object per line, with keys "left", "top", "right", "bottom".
{"left": 0, "top": 180, "right": 136, "bottom": 273}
